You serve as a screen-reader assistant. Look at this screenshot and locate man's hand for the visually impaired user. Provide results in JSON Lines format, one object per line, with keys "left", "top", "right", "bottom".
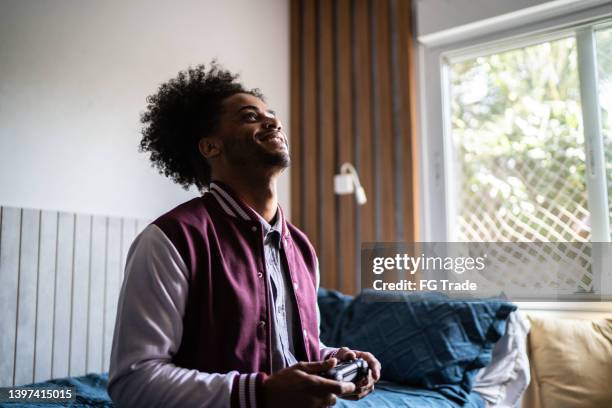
{"left": 333, "top": 347, "right": 381, "bottom": 400}
{"left": 262, "top": 359, "right": 356, "bottom": 408}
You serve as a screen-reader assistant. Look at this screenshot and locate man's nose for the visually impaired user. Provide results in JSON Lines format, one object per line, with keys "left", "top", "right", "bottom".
{"left": 263, "top": 116, "right": 282, "bottom": 130}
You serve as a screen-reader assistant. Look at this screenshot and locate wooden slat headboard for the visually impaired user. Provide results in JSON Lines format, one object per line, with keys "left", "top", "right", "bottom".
{"left": 0, "top": 206, "right": 149, "bottom": 386}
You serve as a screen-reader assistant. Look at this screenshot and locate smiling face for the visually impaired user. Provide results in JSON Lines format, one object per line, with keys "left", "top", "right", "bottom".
{"left": 205, "top": 93, "right": 290, "bottom": 173}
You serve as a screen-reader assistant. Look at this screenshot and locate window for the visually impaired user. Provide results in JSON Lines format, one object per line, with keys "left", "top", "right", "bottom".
{"left": 447, "top": 23, "right": 611, "bottom": 243}
{"left": 445, "top": 24, "right": 612, "bottom": 293}
{"left": 449, "top": 35, "right": 586, "bottom": 242}
{"left": 418, "top": 5, "right": 612, "bottom": 300}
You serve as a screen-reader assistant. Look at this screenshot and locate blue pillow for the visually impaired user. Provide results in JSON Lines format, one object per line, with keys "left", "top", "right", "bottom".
{"left": 327, "top": 290, "right": 516, "bottom": 405}
{"left": 317, "top": 288, "right": 354, "bottom": 345}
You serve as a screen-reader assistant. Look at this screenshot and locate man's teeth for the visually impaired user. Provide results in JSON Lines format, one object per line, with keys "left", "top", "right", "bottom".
{"left": 263, "top": 135, "right": 282, "bottom": 142}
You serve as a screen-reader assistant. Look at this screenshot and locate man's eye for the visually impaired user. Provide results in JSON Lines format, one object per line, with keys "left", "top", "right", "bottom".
{"left": 244, "top": 112, "right": 258, "bottom": 121}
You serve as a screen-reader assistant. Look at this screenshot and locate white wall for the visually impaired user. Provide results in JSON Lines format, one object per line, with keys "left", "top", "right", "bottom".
{"left": 0, "top": 0, "right": 290, "bottom": 220}
{"left": 415, "top": 0, "right": 556, "bottom": 37}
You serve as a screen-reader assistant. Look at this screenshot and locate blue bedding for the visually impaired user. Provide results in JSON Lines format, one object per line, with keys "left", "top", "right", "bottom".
{"left": 1, "top": 373, "right": 483, "bottom": 408}
{"left": 4, "top": 289, "right": 512, "bottom": 407}
{"left": 336, "top": 381, "right": 484, "bottom": 407}
{"left": 0, "top": 373, "right": 111, "bottom": 408}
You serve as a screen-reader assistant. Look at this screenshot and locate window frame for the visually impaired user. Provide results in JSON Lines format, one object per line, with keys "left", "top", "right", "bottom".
{"left": 417, "top": 1, "right": 612, "bottom": 243}
{"left": 416, "top": 1, "right": 612, "bottom": 311}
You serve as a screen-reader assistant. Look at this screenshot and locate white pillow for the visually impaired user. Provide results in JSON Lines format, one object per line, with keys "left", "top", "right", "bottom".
{"left": 473, "top": 311, "right": 531, "bottom": 407}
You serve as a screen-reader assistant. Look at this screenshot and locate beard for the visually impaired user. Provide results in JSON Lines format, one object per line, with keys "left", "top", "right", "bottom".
{"left": 223, "top": 137, "right": 291, "bottom": 169}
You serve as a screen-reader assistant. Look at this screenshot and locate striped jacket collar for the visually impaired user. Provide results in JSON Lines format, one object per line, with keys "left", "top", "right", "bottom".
{"left": 207, "top": 180, "right": 289, "bottom": 238}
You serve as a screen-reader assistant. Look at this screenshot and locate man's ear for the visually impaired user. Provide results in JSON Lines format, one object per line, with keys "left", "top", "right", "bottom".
{"left": 198, "top": 138, "right": 221, "bottom": 159}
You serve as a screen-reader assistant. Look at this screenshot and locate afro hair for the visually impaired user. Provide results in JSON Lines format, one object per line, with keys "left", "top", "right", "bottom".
{"left": 139, "top": 62, "right": 264, "bottom": 190}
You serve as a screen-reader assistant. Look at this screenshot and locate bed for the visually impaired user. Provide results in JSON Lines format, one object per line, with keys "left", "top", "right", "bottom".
{"left": 0, "top": 206, "right": 528, "bottom": 407}
{"left": 1, "top": 373, "right": 485, "bottom": 408}
{"left": 3, "top": 288, "right": 528, "bottom": 408}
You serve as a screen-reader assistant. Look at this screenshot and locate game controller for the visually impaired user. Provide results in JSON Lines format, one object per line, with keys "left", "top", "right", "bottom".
{"left": 320, "top": 358, "right": 369, "bottom": 383}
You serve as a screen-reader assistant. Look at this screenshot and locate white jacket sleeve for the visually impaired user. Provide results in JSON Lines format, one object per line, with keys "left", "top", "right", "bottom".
{"left": 108, "top": 224, "right": 257, "bottom": 408}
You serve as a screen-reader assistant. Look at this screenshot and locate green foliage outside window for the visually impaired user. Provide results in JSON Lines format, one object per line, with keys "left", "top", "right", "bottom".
{"left": 450, "top": 31, "right": 612, "bottom": 242}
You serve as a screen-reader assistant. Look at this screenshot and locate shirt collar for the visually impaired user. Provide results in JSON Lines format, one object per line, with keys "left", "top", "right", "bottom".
{"left": 255, "top": 208, "right": 283, "bottom": 235}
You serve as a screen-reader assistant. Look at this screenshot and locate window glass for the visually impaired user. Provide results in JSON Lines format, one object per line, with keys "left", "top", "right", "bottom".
{"left": 449, "top": 37, "right": 588, "bottom": 242}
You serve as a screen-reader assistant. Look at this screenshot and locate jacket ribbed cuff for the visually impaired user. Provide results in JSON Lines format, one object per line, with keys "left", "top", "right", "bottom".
{"left": 230, "top": 373, "right": 267, "bottom": 408}
{"left": 321, "top": 347, "right": 340, "bottom": 360}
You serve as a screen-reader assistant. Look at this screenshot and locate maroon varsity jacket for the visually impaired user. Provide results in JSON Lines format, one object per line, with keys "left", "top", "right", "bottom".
{"left": 153, "top": 181, "right": 321, "bottom": 407}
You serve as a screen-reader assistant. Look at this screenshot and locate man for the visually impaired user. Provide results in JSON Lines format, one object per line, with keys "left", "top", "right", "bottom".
{"left": 108, "top": 63, "right": 381, "bottom": 408}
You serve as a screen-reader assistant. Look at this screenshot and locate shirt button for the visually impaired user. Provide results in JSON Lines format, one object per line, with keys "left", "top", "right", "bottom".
{"left": 257, "top": 272, "right": 263, "bottom": 278}
{"left": 303, "top": 329, "right": 308, "bottom": 337}
{"left": 251, "top": 226, "right": 257, "bottom": 232}
{"left": 293, "top": 281, "right": 299, "bottom": 290}
{"left": 258, "top": 320, "right": 266, "bottom": 329}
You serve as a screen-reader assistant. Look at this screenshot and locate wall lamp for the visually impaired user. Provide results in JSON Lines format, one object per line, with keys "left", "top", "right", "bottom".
{"left": 333, "top": 162, "right": 367, "bottom": 205}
